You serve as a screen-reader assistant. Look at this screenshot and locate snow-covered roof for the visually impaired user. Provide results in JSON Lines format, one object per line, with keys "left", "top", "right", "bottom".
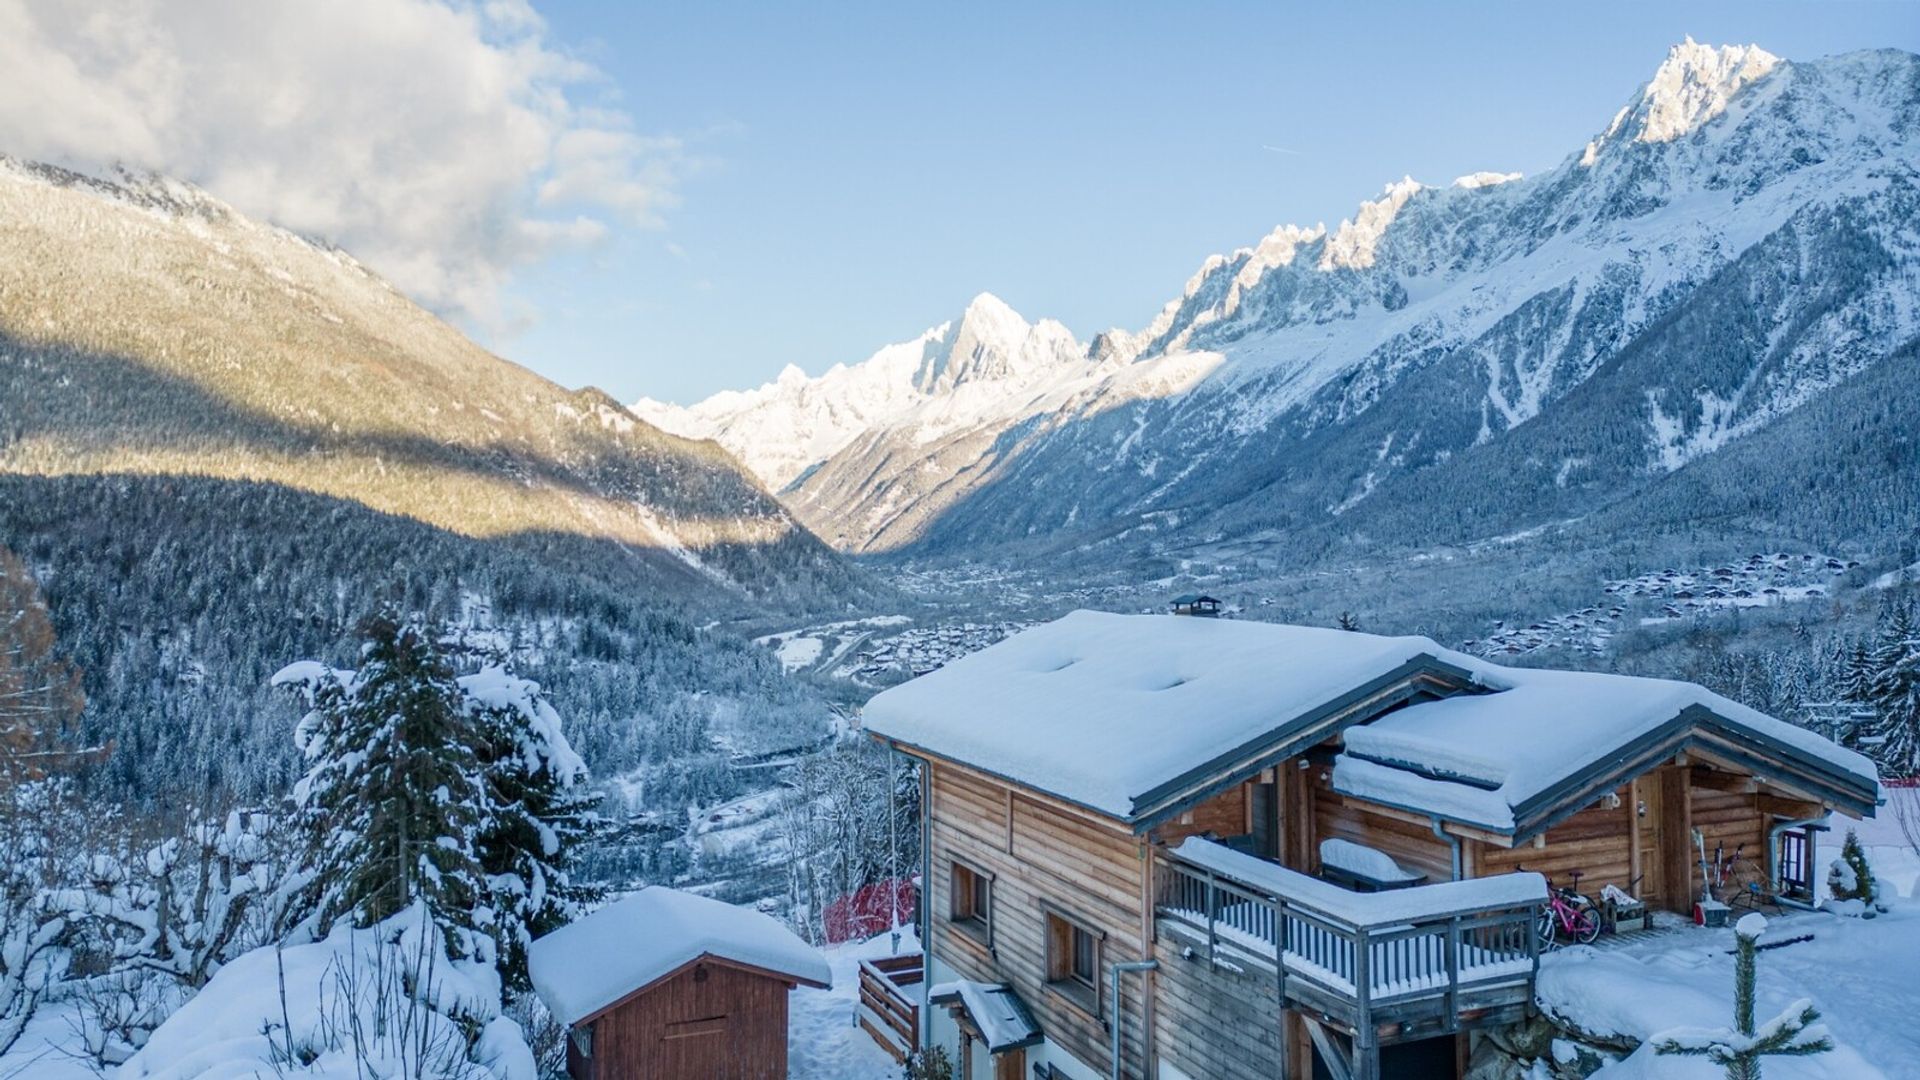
{"left": 528, "top": 887, "right": 830, "bottom": 1027}
{"left": 864, "top": 612, "right": 1879, "bottom": 830}
{"left": 928, "top": 980, "right": 1042, "bottom": 1053}
{"left": 1337, "top": 666, "right": 1882, "bottom": 833}
{"left": 864, "top": 611, "right": 1477, "bottom": 818}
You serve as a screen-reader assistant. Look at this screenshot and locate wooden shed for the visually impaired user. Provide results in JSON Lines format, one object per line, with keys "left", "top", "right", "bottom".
{"left": 529, "top": 887, "right": 831, "bottom": 1080}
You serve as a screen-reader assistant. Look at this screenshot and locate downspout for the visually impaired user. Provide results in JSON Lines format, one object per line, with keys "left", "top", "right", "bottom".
{"left": 1767, "top": 817, "right": 1826, "bottom": 911}
{"left": 918, "top": 750, "right": 933, "bottom": 1052}
{"left": 1432, "top": 817, "right": 1463, "bottom": 881}
{"left": 1110, "top": 959, "right": 1158, "bottom": 1080}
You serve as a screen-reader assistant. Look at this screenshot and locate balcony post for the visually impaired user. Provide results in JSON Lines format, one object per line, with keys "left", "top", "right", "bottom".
{"left": 1204, "top": 868, "right": 1219, "bottom": 965}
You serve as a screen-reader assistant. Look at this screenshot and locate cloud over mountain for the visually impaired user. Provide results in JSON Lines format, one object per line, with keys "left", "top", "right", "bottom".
{"left": 0, "top": 0, "right": 682, "bottom": 328}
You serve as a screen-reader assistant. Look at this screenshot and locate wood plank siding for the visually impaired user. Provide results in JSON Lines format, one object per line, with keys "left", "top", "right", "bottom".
{"left": 1478, "top": 787, "right": 1635, "bottom": 897}
{"left": 927, "top": 759, "right": 1153, "bottom": 1078}
{"left": 575, "top": 958, "right": 793, "bottom": 1080}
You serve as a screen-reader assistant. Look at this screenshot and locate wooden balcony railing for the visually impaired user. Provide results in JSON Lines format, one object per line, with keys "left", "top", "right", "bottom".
{"left": 857, "top": 952, "right": 924, "bottom": 1063}
{"left": 1155, "top": 838, "right": 1546, "bottom": 1034}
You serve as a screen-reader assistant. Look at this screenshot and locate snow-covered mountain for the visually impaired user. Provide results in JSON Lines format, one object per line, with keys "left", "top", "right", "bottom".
{"left": 634, "top": 292, "right": 1091, "bottom": 490}
{"left": 650, "top": 41, "right": 1920, "bottom": 560}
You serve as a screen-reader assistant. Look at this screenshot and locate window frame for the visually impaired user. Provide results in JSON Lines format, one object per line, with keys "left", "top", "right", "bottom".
{"left": 1041, "top": 902, "right": 1105, "bottom": 1018}
{"left": 948, "top": 858, "right": 994, "bottom": 948}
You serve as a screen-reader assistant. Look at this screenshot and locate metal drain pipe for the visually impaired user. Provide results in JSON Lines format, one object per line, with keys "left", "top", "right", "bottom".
{"left": 1433, "top": 817, "right": 1464, "bottom": 880}
{"left": 1110, "top": 959, "right": 1158, "bottom": 1080}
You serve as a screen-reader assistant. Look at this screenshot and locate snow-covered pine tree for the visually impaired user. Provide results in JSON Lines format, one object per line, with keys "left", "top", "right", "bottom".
{"left": 462, "top": 665, "right": 602, "bottom": 992}
{"left": 1864, "top": 606, "right": 1919, "bottom": 778}
{"left": 273, "top": 609, "right": 490, "bottom": 961}
{"left": 1825, "top": 828, "right": 1878, "bottom": 905}
{"left": 1654, "top": 913, "right": 1832, "bottom": 1079}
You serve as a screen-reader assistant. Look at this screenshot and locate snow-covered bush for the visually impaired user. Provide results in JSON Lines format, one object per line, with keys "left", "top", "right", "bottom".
{"left": 117, "top": 903, "right": 534, "bottom": 1080}
{"left": 0, "top": 779, "right": 89, "bottom": 1053}
{"left": 903, "top": 1044, "right": 954, "bottom": 1080}
{"left": 1824, "top": 828, "right": 1881, "bottom": 912}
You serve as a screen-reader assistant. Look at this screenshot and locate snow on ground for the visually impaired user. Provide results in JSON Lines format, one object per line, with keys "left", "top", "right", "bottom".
{"left": 775, "top": 635, "right": 825, "bottom": 672}
{"left": 789, "top": 927, "right": 919, "bottom": 1080}
{"left": 1540, "top": 901, "right": 1920, "bottom": 1078}
{"left": 0, "top": 1004, "right": 100, "bottom": 1080}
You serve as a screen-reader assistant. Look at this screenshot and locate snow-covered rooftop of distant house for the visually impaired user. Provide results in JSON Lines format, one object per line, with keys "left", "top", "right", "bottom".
{"left": 528, "top": 887, "right": 830, "bottom": 1027}
{"left": 863, "top": 610, "right": 1481, "bottom": 818}
{"left": 862, "top": 611, "right": 1878, "bottom": 828}
{"left": 1336, "top": 666, "right": 1881, "bottom": 833}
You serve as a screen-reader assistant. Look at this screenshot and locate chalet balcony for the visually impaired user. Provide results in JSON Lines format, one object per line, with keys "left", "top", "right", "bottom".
{"left": 1154, "top": 837, "right": 1548, "bottom": 1058}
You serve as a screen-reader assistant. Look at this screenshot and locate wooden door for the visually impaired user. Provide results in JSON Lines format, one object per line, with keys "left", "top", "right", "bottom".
{"left": 993, "top": 1049, "right": 1025, "bottom": 1080}
{"left": 1631, "top": 775, "right": 1663, "bottom": 909}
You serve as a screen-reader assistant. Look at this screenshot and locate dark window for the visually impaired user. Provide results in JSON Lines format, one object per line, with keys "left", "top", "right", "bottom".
{"left": 1045, "top": 909, "right": 1102, "bottom": 1013}
{"left": 950, "top": 861, "right": 991, "bottom": 943}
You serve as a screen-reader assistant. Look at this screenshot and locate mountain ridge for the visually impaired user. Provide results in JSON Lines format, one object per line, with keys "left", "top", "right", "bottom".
{"left": 640, "top": 42, "right": 1920, "bottom": 561}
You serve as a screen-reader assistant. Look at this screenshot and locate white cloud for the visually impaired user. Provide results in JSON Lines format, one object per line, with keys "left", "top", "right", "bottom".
{"left": 0, "top": 0, "right": 685, "bottom": 328}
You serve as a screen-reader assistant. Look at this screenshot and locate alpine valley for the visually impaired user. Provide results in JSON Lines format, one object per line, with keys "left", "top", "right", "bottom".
{"left": 639, "top": 41, "right": 1920, "bottom": 601}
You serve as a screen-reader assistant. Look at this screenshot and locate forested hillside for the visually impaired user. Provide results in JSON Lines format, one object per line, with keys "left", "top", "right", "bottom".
{"left": 0, "top": 157, "right": 868, "bottom": 817}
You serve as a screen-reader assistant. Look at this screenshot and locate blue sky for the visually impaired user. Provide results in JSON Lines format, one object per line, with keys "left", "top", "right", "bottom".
{"left": 501, "top": 1, "right": 1920, "bottom": 405}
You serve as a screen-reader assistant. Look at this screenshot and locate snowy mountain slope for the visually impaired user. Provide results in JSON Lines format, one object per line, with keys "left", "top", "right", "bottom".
{"left": 0, "top": 156, "right": 865, "bottom": 806}
{"left": 633, "top": 292, "right": 1094, "bottom": 490}
{"left": 0, "top": 155, "right": 849, "bottom": 597}
{"left": 658, "top": 42, "right": 1920, "bottom": 560}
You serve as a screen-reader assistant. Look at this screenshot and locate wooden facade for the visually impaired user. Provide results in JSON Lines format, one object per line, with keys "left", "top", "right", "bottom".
{"left": 876, "top": 621, "right": 1875, "bottom": 1080}
{"left": 565, "top": 956, "right": 813, "bottom": 1080}
{"left": 925, "top": 759, "right": 1156, "bottom": 1079}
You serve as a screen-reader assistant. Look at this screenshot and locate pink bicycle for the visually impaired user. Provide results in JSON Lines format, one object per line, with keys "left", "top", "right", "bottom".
{"left": 1534, "top": 870, "right": 1601, "bottom": 948}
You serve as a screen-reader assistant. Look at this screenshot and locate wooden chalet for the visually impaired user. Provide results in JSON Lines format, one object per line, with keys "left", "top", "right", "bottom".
{"left": 1168, "top": 594, "right": 1222, "bottom": 617}
{"left": 863, "top": 611, "right": 1879, "bottom": 1080}
{"left": 528, "top": 886, "right": 831, "bottom": 1080}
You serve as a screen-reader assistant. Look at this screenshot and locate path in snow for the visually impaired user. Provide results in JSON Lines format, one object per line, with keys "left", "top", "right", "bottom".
{"left": 789, "top": 928, "right": 920, "bottom": 1080}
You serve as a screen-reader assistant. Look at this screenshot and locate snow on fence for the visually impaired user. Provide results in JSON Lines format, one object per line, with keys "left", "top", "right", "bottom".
{"left": 856, "top": 953, "right": 923, "bottom": 1063}
{"left": 1155, "top": 838, "right": 1546, "bottom": 1012}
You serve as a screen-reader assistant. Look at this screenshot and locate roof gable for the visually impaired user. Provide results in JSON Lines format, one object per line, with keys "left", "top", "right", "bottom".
{"left": 528, "top": 887, "right": 830, "bottom": 1027}
{"left": 1335, "top": 669, "right": 1880, "bottom": 837}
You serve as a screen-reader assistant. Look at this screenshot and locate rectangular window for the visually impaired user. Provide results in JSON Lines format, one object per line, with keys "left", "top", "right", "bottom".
{"left": 1045, "top": 908, "right": 1101, "bottom": 1013}
{"left": 950, "top": 861, "right": 991, "bottom": 943}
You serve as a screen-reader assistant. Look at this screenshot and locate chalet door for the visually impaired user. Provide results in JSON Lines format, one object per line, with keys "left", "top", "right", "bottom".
{"left": 1632, "top": 775, "right": 1664, "bottom": 909}
{"left": 992, "top": 1049, "right": 1025, "bottom": 1080}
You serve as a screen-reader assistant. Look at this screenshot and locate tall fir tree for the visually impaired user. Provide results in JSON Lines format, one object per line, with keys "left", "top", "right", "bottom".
{"left": 1864, "top": 605, "right": 1920, "bottom": 778}
{"left": 274, "top": 609, "right": 490, "bottom": 959}
{"left": 463, "top": 665, "right": 603, "bottom": 991}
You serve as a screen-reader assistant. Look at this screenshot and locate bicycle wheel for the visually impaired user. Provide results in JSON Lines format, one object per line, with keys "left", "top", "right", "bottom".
{"left": 1571, "top": 906, "right": 1601, "bottom": 945}
{"left": 1536, "top": 907, "right": 1558, "bottom": 950}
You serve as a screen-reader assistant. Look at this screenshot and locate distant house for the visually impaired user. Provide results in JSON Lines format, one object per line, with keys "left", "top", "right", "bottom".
{"left": 1168, "top": 594, "right": 1221, "bottom": 617}
{"left": 864, "top": 611, "right": 1878, "bottom": 1080}
{"left": 529, "top": 887, "right": 830, "bottom": 1080}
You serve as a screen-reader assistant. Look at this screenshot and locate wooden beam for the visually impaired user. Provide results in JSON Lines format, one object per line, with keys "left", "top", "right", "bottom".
{"left": 1660, "top": 767, "right": 1695, "bottom": 915}
{"left": 1756, "top": 793, "right": 1824, "bottom": 820}
{"left": 1690, "top": 767, "right": 1758, "bottom": 795}
{"left": 1304, "top": 1017, "right": 1354, "bottom": 1080}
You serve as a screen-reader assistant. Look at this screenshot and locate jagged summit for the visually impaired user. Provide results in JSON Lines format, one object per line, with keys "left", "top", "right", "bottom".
{"left": 1582, "top": 39, "right": 1782, "bottom": 164}
{"left": 634, "top": 291, "right": 1091, "bottom": 488}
